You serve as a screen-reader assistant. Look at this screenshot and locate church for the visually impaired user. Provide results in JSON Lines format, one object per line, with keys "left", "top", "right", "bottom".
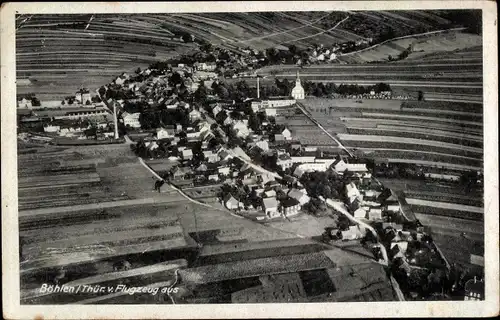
{"left": 291, "top": 71, "right": 305, "bottom": 100}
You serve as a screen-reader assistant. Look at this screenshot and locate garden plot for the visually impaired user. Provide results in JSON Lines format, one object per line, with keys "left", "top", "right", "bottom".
{"left": 405, "top": 191, "right": 483, "bottom": 207}
{"left": 346, "top": 128, "right": 482, "bottom": 148}
{"left": 360, "top": 148, "right": 481, "bottom": 167}
{"left": 179, "top": 251, "right": 335, "bottom": 285}
{"left": 360, "top": 112, "right": 482, "bottom": 127}
{"left": 374, "top": 125, "right": 482, "bottom": 141}
{"left": 340, "top": 118, "right": 483, "bottom": 135}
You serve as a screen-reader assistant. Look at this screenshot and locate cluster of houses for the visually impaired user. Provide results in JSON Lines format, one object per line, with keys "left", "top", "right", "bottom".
{"left": 220, "top": 162, "right": 311, "bottom": 221}
{"left": 42, "top": 117, "right": 115, "bottom": 140}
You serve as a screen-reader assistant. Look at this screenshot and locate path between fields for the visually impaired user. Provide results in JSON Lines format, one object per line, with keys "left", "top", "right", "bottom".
{"left": 296, "top": 102, "right": 354, "bottom": 157}
{"left": 238, "top": 12, "right": 335, "bottom": 44}
{"left": 279, "top": 15, "right": 350, "bottom": 45}
{"left": 321, "top": 197, "right": 389, "bottom": 266}
{"left": 138, "top": 157, "right": 242, "bottom": 217}
{"left": 339, "top": 27, "right": 467, "bottom": 57}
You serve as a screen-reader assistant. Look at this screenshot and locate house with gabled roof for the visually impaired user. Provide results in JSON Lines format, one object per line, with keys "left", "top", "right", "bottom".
{"left": 280, "top": 198, "right": 300, "bottom": 216}
{"left": 262, "top": 197, "right": 279, "bottom": 218}
{"left": 368, "top": 209, "right": 383, "bottom": 221}
{"left": 156, "top": 127, "right": 174, "bottom": 140}
{"left": 224, "top": 194, "right": 242, "bottom": 210}
{"left": 189, "top": 109, "right": 202, "bottom": 121}
{"left": 353, "top": 208, "right": 367, "bottom": 219}
{"left": 281, "top": 128, "right": 292, "bottom": 140}
{"left": 182, "top": 148, "right": 193, "bottom": 161}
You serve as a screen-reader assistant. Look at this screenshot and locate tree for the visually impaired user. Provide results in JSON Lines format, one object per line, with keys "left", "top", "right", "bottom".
{"left": 61, "top": 100, "right": 66, "bottom": 105}
{"left": 194, "top": 83, "right": 208, "bottom": 103}
{"left": 98, "top": 86, "right": 107, "bottom": 98}
{"left": 338, "top": 215, "right": 350, "bottom": 230}
{"left": 31, "top": 96, "right": 41, "bottom": 107}
{"left": 169, "top": 72, "right": 183, "bottom": 86}
{"left": 135, "top": 67, "right": 142, "bottom": 74}
{"left": 181, "top": 33, "right": 194, "bottom": 43}
{"left": 85, "top": 100, "right": 92, "bottom": 105}
{"left": 418, "top": 90, "right": 424, "bottom": 101}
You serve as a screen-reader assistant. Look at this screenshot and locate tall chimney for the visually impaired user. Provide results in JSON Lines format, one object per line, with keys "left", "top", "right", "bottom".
{"left": 257, "top": 76, "right": 260, "bottom": 99}
{"left": 113, "top": 101, "right": 119, "bottom": 139}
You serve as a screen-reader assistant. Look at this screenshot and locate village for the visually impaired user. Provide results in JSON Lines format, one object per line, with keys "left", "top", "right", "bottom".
{"left": 15, "top": 47, "right": 475, "bottom": 301}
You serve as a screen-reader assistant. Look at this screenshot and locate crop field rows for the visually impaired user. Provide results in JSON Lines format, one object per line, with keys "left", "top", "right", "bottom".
{"left": 302, "top": 99, "right": 483, "bottom": 171}
{"left": 338, "top": 31, "right": 482, "bottom": 64}
{"left": 17, "top": 149, "right": 125, "bottom": 211}
{"left": 16, "top": 11, "right": 479, "bottom": 100}
{"left": 258, "top": 39, "right": 483, "bottom": 102}
{"left": 16, "top": 14, "right": 197, "bottom": 100}
{"left": 276, "top": 114, "right": 337, "bottom": 146}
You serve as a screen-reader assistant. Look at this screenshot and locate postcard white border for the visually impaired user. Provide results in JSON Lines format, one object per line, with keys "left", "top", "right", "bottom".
{"left": 2, "top": 1, "right": 498, "bottom": 319}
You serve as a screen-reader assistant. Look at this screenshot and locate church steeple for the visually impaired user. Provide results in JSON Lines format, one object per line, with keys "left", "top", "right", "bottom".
{"left": 291, "top": 70, "right": 305, "bottom": 100}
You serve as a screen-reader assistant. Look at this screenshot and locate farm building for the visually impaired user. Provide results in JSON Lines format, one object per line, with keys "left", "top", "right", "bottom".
{"left": 34, "top": 107, "right": 110, "bottom": 121}
{"left": 333, "top": 159, "right": 368, "bottom": 174}
{"left": 251, "top": 97, "right": 296, "bottom": 112}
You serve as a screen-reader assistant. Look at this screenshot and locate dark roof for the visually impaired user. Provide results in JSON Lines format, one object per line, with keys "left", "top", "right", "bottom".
{"left": 281, "top": 198, "right": 300, "bottom": 207}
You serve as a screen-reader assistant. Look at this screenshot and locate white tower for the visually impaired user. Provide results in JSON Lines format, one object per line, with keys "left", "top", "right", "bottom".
{"left": 257, "top": 76, "right": 260, "bottom": 99}
{"left": 291, "top": 71, "right": 305, "bottom": 100}
{"left": 113, "top": 101, "right": 119, "bottom": 139}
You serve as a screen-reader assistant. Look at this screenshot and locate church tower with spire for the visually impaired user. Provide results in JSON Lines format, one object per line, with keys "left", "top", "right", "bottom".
{"left": 291, "top": 70, "right": 305, "bottom": 100}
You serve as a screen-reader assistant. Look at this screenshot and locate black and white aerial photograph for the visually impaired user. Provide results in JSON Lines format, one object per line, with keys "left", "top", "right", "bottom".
{"left": 2, "top": 2, "right": 497, "bottom": 317}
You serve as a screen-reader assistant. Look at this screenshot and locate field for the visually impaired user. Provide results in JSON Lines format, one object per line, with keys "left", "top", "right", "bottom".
{"left": 16, "top": 11, "right": 480, "bottom": 100}
{"left": 300, "top": 98, "right": 483, "bottom": 171}
{"left": 274, "top": 107, "right": 340, "bottom": 147}
{"left": 338, "top": 30, "right": 482, "bottom": 63}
